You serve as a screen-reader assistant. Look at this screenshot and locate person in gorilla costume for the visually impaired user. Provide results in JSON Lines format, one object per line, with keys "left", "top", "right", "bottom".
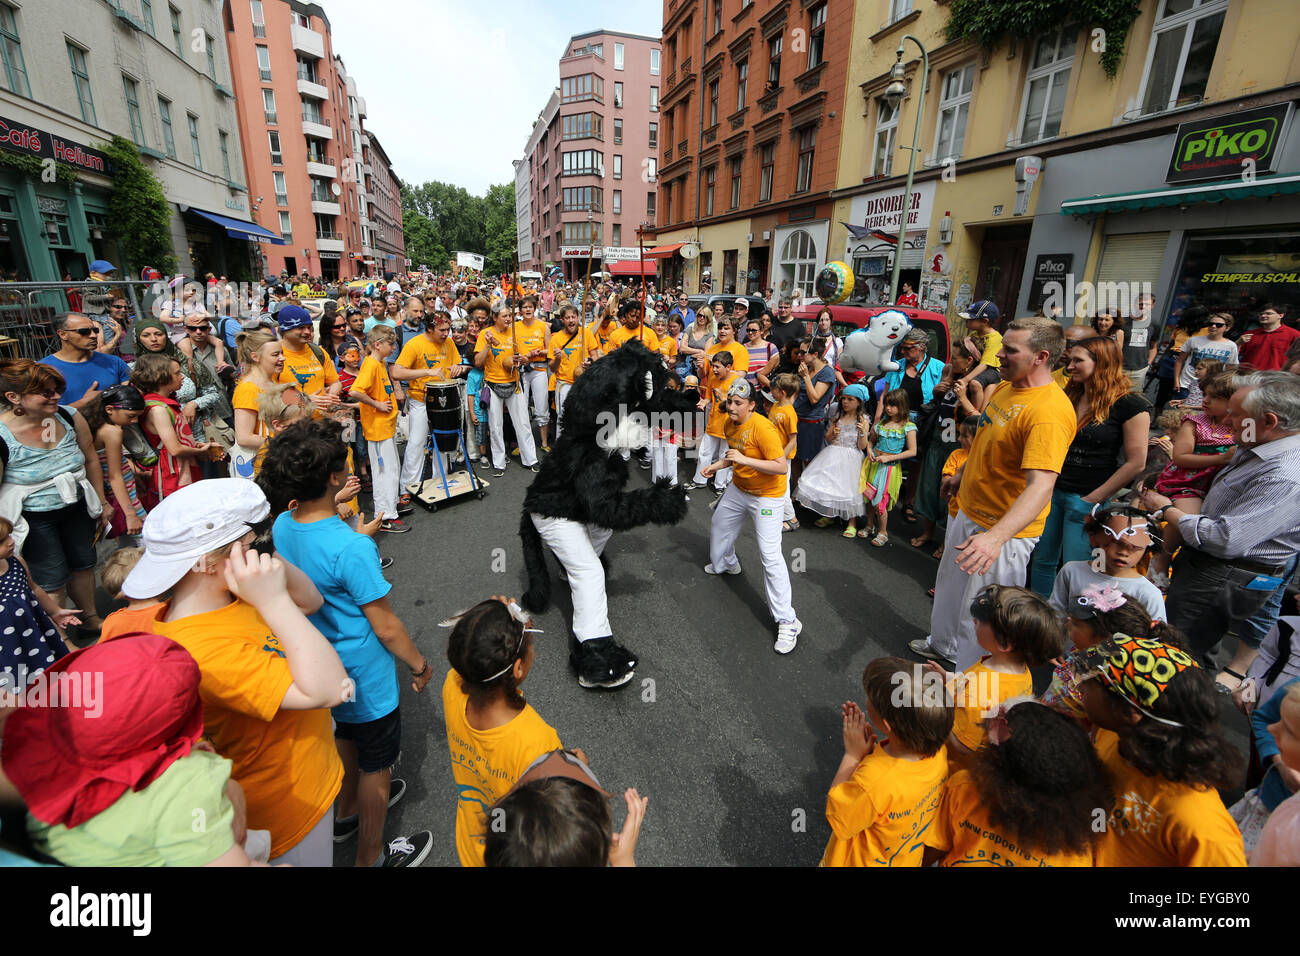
{"left": 520, "top": 328, "right": 699, "bottom": 689}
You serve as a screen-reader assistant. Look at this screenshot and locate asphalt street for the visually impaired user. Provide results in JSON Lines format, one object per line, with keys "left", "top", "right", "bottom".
{"left": 336, "top": 451, "right": 1252, "bottom": 867}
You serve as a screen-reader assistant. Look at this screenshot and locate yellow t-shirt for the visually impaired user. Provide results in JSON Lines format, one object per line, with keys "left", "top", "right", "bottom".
{"left": 607, "top": 324, "right": 660, "bottom": 353}
{"left": 957, "top": 381, "right": 1075, "bottom": 538}
{"left": 442, "top": 669, "right": 563, "bottom": 867}
{"left": 723, "top": 412, "right": 786, "bottom": 498}
{"left": 927, "top": 769, "right": 1095, "bottom": 866}
{"left": 474, "top": 328, "right": 517, "bottom": 384}
{"left": 550, "top": 327, "right": 600, "bottom": 385}
{"left": 942, "top": 447, "right": 969, "bottom": 518}
{"left": 513, "top": 320, "right": 550, "bottom": 370}
{"left": 152, "top": 599, "right": 343, "bottom": 860}
{"left": 278, "top": 342, "right": 339, "bottom": 395}
{"left": 659, "top": 333, "right": 678, "bottom": 362}
{"left": 232, "top": 379, "right": 266, "bottom": 437}
{"left": 821, "top": 746, "right": 948, "bottom": 867}
{"left": 1052, "top": 366, "right": 1069, "bottom": 389}
{"left": 703, "top": 341, "right": 750, "bottom": 394}
{"left": 950, "top": 656, "right": 1034, "bottom": 753}
{"left": 705, "top": 370, "right": 739, "bottom": 438}
{"left": 769, "top": 403, "right": 798, "bottom": 459}
{"left": 589, "top": 319, "right": 618, "bottom": 350}
{"left": 978, "top": 328, "right": 1003, "bottom": 369}
{"left": 353, "top": 355, "right": 398, "bottom": 441}
{"left": 395, "top": 334, "right": 461, "bottom": 403}
{"left": 1092, "top": 729, "right": 1247, "bottom": 867}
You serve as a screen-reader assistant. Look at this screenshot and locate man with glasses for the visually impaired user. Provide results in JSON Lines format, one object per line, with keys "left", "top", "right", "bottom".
{"left": 40, "top": 312, "right": 131, "bottom": 407}
{"left": 767, "top": 297, "right": 802, "bottom": 350}
{"left": 668, "top": 293, "right": 696, "bottom": 328}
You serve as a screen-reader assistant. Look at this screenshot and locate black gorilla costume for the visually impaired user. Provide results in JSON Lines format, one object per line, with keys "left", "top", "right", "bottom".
{"left": 520, "top": 339, "right": 698, "bottom": 688}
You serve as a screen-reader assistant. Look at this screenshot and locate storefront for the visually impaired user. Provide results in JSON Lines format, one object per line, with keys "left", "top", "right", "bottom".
{"left": 843, "top": 182, "right": 935, "bottom": 306}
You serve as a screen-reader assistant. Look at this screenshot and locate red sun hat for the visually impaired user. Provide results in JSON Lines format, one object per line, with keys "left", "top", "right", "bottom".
{"left": 2, "top": 634, "right": 205, "bottom": 829}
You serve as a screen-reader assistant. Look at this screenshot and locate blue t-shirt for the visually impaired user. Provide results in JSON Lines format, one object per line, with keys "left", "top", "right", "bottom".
{"left": 39, "top": 353, "right": 130, "bottom": 405}
{"left": 271, "top": 512, "right": 399, "bottom": 724}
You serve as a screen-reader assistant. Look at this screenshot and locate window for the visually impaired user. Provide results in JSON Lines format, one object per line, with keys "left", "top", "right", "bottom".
{"left": 612, "top": 190, "right": 622, "bottom": 214}
{"left": 205, "top": 33, "right": 216, "bottom": 78}
{"left": 808, "top": 3, "right": 827, "bottom": 69}
{"left": 187, "top": 114, "right": 202, "bottom": 170}
{"left": 562, "top": 112, "right": 603, "bottom": 141}
{"left": 767, "top": 34, "right": 782, "bottom": 87}
{"left": 297, "top": 57, "right": 318, "bottom": 84}
{"left": 273, "top": 171, "right": 288, "bottom": 205}
{"left": 713, "top": 0, "right": 722, "bottom": 35}
{"left": 650, "top": 49, "right": 660, "bottom": 75}
{"left": 646, "top": 191, "right": 656, "bottom": 218}
{"left": 612, "top": 224, "right": 621, "bottom": 245}
{"left": 646, "top": 158, "right": 657, "bottom": 181}
{"left": 562, "top": 222, "right": 599, "bottom": 244}
{"left": 169, "top": 4, "right": 183, "bottom": 56}
{"left": 159, "top": 97, "right": 176, "bottom": 158}
{"left": 562, "top": 186, "right": 602, "bottom": 211}
{"left": 613, "top": 154, "right": 622, "bottom": 179}
{"left": 219, "top": 130, "right": 231, "bottom": 180}
{"left": 729, "top": 156, "right": 742, "bottom": 209}
{"left": 262, "top": 88, "right": 276, "bottom": 123}
{"left": 560, "top": 149, "right": 603, "bottom": 176}
{"left": 1140, "top": 0, "right": 1227, "bottom": 116}
{"left": 614, "top": 42, "right": 624, "bottom": 70}
{"left": 561, "top": 73, "right": 603, "bottom": 104}
{"left": 291, "top": 11, "right": 310, "bottom": 27}
{"left": 256, "top": 45, "right": 271, "bottom": 82}
{"left": 889, "top": 0, "right": 913, "bottom": 23}
{"left": 648, "top": 122, "right": 658, "bottom": 149}
{"left": 302, "top": 101, "right": 324, "bottom": 126}
{"left": 935, "top": 64, "right": 974, "bottom": 162}
{"left": 268, "top": 130, "right": 282, "bottom": 164}
{"left": 708, "top": 78, "right": 719, "bottom": 126}
{"left": 871, "top": 98, "right": 898, "bottom": 176}
{"left": 795, "top": 127, "right": 816, "bottom": 193}
{"left": 614, "top": 81, "right": 623, "bottom": 108}
{"left": 140, "top": 0, "right": 155, "bottom": 35}
{"left": 66, "top": 43, "right": 96, "bottom": 125}
{"left": 122, "top": 76, "right": 145, "bottom": 145}
{"left": 278, "top": 211, "right": 292, "bottom": 240}
{"left": 759, "top": 143, "right": 774, "bottom": 200}
{"left": 781, "top": 229, "right": 818, "bottom": 297}
{"left": 314, "top": 212, "right": 336, "bottom": 238}
{"left": 613, "top": 118, "right": 623, "bottom": 144}
{"left": 649, "top": 86, "right": 659, "bottom": 112}
{"left": 250, "top": 0, "right": 265, "bottom": 37}
{"left": 0, "top": 3, "right": 30, "bottom": 97}
{"left": 1019, "top": 29, "right": 1076, "bottom": 143}
{"left": 704, "top": 165, "right": 716, "bottom": 216}
{"left": 736, "top": 60, "right": 748, "bottom": 110}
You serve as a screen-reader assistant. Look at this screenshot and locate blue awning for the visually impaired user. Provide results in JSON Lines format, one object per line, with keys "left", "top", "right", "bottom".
{"left": 1060, "top": 173, "right": 1300, "bottom": 216}
{"left": 187, "top": 208, "right": 286, "bottom": 245}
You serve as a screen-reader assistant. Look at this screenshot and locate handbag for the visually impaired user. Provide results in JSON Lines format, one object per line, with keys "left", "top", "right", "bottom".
{"left": 229, "top": 441, "right": 261, "bottom": 479}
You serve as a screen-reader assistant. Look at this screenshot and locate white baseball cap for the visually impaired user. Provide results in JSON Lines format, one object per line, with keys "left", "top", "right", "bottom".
{"left": 123, "top": 479, "right": 270, "bottom": 599}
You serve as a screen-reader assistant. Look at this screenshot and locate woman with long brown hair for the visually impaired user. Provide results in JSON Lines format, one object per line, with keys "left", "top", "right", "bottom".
{"left": 1027, "top": 336, "right": 1151, "bottom": 596}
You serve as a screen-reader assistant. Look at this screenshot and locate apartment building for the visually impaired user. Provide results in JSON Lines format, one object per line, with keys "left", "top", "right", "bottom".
{"left": 516, "top": 30, "right": 663, "bottom": 282}
{"left": 0, "top": 0, "right": 262, "bottom": 281}
{"left": 365, "top": 129, "right": 405, "bottom": 271}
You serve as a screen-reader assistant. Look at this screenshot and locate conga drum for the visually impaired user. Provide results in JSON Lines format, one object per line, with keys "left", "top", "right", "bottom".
{"left": 425, "top": 380, "right": 463, "bottom": 453}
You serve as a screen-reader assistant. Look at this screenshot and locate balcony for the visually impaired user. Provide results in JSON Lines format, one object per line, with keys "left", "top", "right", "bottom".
{"left": 214, "top": 82, "right": 234, "bottom": 98}
{"left": 356, "top": 96, "right": 367, "bottom": 118}
{"left": 290, "top": 23, "right": 325, "bottom": 59}
{"left": 112, "top": 6, "right": 148, "bottom": 32}
{"left": 311, "top": 199, "right": 341, "bottom": 216}
{"left": 301, "top": 114, "right": 333, "bottom": 140}
{"left": 306, "top": 160, "right": 337, "bottom": 178}
{"left": 316, "top": 233, "right": 345, "bottom": 253}
{"left": 297, "top": 77, "right": 329, "bottom": 99}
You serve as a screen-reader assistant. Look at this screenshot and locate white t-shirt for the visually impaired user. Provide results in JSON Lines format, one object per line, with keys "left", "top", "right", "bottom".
{"left": 1049, "top": 560, "right": 1167, "bottom": 623}
{"left": 1179, "top": 335, "right": 1239, "bottom": 389}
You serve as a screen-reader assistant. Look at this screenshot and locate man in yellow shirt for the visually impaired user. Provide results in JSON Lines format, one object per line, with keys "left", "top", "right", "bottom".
{"left": 912, "top": 317, "right": 1075, "bottom": 670}
{"left": 606, "top": 299, "right": 660, "bottom": 354}
{"left": 393, "top": 310, "right": 468, "bottom": 499}
{"left": 514, "top": 295, "right": 553, "bottom": 451}
{"left": 548, "top": 304, "right": 600, "bottom": 438}
{"left": 276, "top": 305, "right": 342, "bottom": 413}
{"left": 701, "top": 379, "right": 802, "bottom": 654}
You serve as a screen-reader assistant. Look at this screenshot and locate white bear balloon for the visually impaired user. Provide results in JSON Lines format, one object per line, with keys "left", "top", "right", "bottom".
{"left": 838, "top": 309, "right": 912, "bottom": 376}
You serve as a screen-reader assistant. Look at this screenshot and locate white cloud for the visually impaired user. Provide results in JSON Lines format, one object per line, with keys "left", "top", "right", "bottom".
{"left": 325, "top": 0, "right": 662, "bottom": 195}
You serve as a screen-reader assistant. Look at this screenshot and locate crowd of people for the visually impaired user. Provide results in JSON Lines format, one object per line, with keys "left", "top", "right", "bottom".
{"left": 0, "top": 259, "right": 1298, "bottom": 868}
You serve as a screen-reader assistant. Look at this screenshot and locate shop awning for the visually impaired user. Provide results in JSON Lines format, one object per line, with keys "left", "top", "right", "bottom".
{"left": 608, "top": 259, "right": 657, "bottom": 276}
{"left": 1060, "top": 173, "right": 1300, "bottom": 216}
{"left": 186, "top": 207, "right": 286, "bottom": 244}
{"left": 646, "top": 242, "right": 686, "bottom": 258}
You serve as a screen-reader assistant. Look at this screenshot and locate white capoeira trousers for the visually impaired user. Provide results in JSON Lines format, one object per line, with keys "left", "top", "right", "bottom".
{"left": 530, "top": 514, "right": 614, "bottom": 643}
{"left": 926, "top": 508, "right": 1039, "bottom": 670}
{"left": 488, "top": 385, "right": 538, "bottom": 469}
{"left": 554, "top": 381, "right": 573, "bottom": 438}
{"left": 368, "top": 436, "right": 399, "bottom": 521}
{"left": 521, "top": 367, "right": 549, "bottom": 428}
{"left": 692, "top": 434, "right": 731, "bottom": 490}
{"left": 709, "top": 483, "right": 796, "bottom": 624}
{"left": 400, "top": 399, "right": 429, "bottom": 490}
{"left": 650, "top": 438, "right": 678, "bottom": 485}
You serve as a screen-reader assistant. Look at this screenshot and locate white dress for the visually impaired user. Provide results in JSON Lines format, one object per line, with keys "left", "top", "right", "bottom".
{"left": 794, "top": 417, "right": 865, "bottom": 519}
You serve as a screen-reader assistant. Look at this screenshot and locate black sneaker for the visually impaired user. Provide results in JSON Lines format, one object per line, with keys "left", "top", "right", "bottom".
{"left": 492, "top": 468, "right": 507, "bottom": 477}
{"left": 334, "top": 779, "right": 408, "bottom": 842}
{"left": 638, "top": 456, "right": 651, "bottom": 470}
{"left": 381, "top": 830, "right": 433, "bottom": 867}
{"left": 570, "top": 636, "right": 637, "bottom": 690}
{"left": 380, "top": 556, "right": 394, "bottom": 571}
{"left": 380, "top": 519, "right": 412, "bottom": 534}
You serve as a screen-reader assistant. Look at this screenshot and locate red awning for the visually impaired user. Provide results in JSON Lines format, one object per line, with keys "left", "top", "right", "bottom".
{"left": 608, "top": 259, "right": 657, "bottom": 276}
{"left": 646, "top": 242, "right": 686, "bottom": 258}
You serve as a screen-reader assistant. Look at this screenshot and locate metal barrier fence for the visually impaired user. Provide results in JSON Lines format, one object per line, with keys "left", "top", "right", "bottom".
{"left": 0, "top": 280, "right": 166, "bottom": 361}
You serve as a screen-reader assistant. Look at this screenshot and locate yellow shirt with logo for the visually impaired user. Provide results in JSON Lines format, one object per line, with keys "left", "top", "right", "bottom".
{"left": 395, "top": 334, "right": 461, "bottom": 403}
{"left": 659, "top": 333, "right": 679, "bottom": 362}
{"left": 821, "top": 745, "right": 948, "bottom": 867}
{"left": 706, "top": 370, "right": 740, "bottom": 438}
{"left": 723, "top": 412, "right": 786, "bottom": 497}
{"left": 589, "top": 319, "right": 617, "bottom": 350}
{"left": 950, "top": 656, "right": 1034, "bottom": 754}
{"left": 703, "top": 341, "right": 750, "bottom": 394}
{"left": 956, "top": 381, "right": 1075, "bottom": 538}
{"left": 607, "top": 324, "right": 660, "bottom": 353}
{"left": 513, "top": 320, "right": 550, "bottom": 370}
{"left": 278, "top": 342, "right": 339, "bottom": 395}
{"left": 550, "top": 327, "right": 600, "bottom": 385}
{"left": 768, "top": 403, "right": 798, "bottom": 459}
{"left": 474, "top": 328, "right": 518, "bottom": 384}
{"left": 353, "top": 355, "right": 398, "bottom": 441}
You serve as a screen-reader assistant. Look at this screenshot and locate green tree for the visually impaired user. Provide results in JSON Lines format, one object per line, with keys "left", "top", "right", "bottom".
{"left": 482, "top": 182, "right": 516, "bottom": 275}
{"left": 101, "top": 136, "right": 176, "bottom": 275}
{"left": 402, "top": 210, "right": 446, "bottom": 272}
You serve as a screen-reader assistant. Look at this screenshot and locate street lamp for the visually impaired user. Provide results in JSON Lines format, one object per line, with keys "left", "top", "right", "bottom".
{"left": 884, "top": 35, "right": 929, "bottom": 304}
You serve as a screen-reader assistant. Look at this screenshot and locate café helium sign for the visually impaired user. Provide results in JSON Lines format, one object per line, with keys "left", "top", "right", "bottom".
{"left": 0, "top": 116, "right": 113, "bottom": 175}
{"left": 1166, "top": 103, "right": 1290, "bottom": 184}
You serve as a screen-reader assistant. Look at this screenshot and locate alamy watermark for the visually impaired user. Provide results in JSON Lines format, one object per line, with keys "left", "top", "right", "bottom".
{"left": 1, "top": 664, "right": 103, "bottom": 718}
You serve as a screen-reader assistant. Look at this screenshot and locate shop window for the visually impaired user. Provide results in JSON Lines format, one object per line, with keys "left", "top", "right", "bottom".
{"left": 1167, "top": 230, "right": 1300, "bottom": 331}
{"left": 1139, "top": 0, "right": 1227, "bottom": 116}
{"left": 1019, "top": 28, "right": 1076, "bottom": 144}
{"left": 780, "top": 229, "right": 818, "bottom": 298}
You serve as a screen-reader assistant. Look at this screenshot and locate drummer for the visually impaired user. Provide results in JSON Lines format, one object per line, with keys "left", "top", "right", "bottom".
{"left": 393, "top": 309, "right": 467, "bottom": 506}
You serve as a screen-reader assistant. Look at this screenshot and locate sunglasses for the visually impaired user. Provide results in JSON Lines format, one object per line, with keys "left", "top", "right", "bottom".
{"left": 185, "top": 325, "right": 209, "bottom": 331}
{"left": 65, "top": 326, "right": 99, "bottom": 336}
{"left": 1207, "top": 323, "right": 1227, "bottom": 328}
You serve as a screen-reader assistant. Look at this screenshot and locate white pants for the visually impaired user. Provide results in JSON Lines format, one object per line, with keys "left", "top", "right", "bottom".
{"left": 651, "top": 439, "right": 678, "bottom": 485}
{"left": 781, "top": 486, "right": 795, "bottom": 521}
{"left": 400, "top": 400, "right": 429, "bottom": 490}
{"left": 926, "top": 508, "right": 1039, "bottom": 670}
{"left": 693, "top": 434, "right": 731, "bottom": 490}
{"left": 555, "top": 381, "right": 573, "bottom": 438}
{"left": 268, "top": 803, "right": 334, "bottom": 867}
{"left": 709, "top": 483, "right": 796, "bottom": 624}
{"left": 522, "top": 367, "right": 550, "bottom": 429}
{"left": 488, "top": 386, "right": 538, "bottom": 469}
{"left": 368, "top": 436, "right": 400, "bottom": 520}
{"left": 530, "top": 514, "right": 613, "bottom": 642}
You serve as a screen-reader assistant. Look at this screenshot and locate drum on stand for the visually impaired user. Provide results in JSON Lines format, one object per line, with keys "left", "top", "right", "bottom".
{"left": 425, "top": 380, "right": 462, "bottom": 453}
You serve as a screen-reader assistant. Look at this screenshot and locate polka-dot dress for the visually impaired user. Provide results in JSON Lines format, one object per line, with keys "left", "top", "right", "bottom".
{"left": 0, "top": 558, "right": 65, "bottom": 692}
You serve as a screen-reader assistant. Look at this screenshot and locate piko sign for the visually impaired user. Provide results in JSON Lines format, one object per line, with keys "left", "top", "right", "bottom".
{"left": 0, "top": 115, "right": 113, "bottom": 175}
{"left": 1165, "top": 103, "right": 1290, "bottom": 184}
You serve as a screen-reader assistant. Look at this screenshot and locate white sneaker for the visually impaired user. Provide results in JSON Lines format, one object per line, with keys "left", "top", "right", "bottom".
{"left": 704, "top": 561, "right": 742, "bottom": 575}
{"left": 774, "top": 619, "right": 802, "bottom": 654}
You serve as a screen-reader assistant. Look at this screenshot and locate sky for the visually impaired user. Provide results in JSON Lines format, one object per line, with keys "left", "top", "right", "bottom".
{"left": 324, "top": 0, "right": 663, "bottom": 197}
